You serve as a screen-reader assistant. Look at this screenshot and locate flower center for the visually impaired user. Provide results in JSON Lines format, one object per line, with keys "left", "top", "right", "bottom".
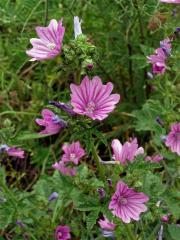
{"left": 85, "top": 101, "right": 95, "bottom": 113}
{"left": 47, "top": 42, "right": 56, "bottom": 50}
{"left": 70, "top": 153, "right": 76, "bottom": 161}
{"left": 119, "top": 196, "right": 127, "bottom": 205}
{"left": 58, "top": 232, "right": 62, "bottom": 238}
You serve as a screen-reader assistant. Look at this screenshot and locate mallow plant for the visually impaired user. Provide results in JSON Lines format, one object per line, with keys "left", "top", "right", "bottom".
{"left": 0, "top": 1, "right": 180, "bottom": 240}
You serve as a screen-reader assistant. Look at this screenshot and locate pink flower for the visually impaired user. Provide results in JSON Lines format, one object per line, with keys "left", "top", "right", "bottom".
{"left": 6, "top": 147, "right": 25, "bottom": 159}
{"left": 26, "top": 19, "right": 65, "bottom": 61}
{"left": 160, "top": 0, "right": 180, "bottom": 3}
{"left": 109, "top": 181, "right": 149, "bottom": 223}
{"left": 52, "top": 162, "right": 76, "bottom": 176}
{"left": 36, "top": 109, "right": 67, "bottom": 135}
{"left": 98, "top": 216, "right": 116, "bottom": 231}
{"left": 52, "top": 141, "right": 85, "bottom": 176}
{"left": 145, "top": 155, "right": 163, "bottom": 163}
{"left": 147, "top": 48, "right": 167, "bottom": 74}
{"left": 70, "top": 76, "right": 120, "bottom": 121}
{"left": 165, "top": 123, "right": 180, "bottom": 156}
{"left": 111, "top": 138, "right": 144, "bottom": 165}
{"left": 61, "top": 141, "right": 85, "bottom": 165}
{"left": 55, "top": 225, "right": 71, "bottom": 240}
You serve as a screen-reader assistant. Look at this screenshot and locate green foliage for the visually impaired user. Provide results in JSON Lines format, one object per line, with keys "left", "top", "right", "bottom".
{"left": 168, "top": 224, "right": 180, "bottom": 240}
{"left": 0, "top": 0, "right": 180, "bottom": 239}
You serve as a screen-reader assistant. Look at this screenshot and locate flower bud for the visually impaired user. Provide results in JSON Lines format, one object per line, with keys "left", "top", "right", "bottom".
{"left": 97, "top": 188, "right": 106, "bottom": 199}
{"left": 48, "top": 192, "right": 58, "bottom": 202}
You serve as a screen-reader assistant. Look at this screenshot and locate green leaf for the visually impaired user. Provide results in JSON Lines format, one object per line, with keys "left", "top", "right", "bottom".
{"left": 86, "top": 209, "right": 100, "bottom": 230}
{"left": 17, "top": 132, "right": 51, "bottom": 140}
{"left": 133, "top": 100, "right": 166, "bottom": 133}
{"left": 168, "top": 224, "right": 180, "bottom": 240}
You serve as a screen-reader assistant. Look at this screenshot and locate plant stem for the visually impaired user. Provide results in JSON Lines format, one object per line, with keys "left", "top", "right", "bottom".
{"left": 91, "top": 142, "right": 105, "bottom": 180}
{"left": 124, "top": 224, "right": 136, "bottom": 240}
{"left": 147, "top": 223, "right": 161, "bottom": 240}
{"left": 44, "top": 0, "right": 49, "bottom": 26}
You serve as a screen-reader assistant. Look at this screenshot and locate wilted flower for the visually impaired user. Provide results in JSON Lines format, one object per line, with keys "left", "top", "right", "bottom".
{"left": 160, "top": 135, "right": 167, "bottom": 142}
{"left": 158, "top": 225, "right": 164, "bottom": 240}
{"left": 6, "top": 147, "right": 25, "bottom": 159}
{"left": 145, "top": 155, "right": 163, "bottom": 163}
{"left": 107, "top": 179, "right": 113, "bottom": 188}
{"left": 165, "top": 123, "right": 180, "bottom": 156}
{"left": 109, "top": 181, "right": 149, "bottom": 223}
{"left": 97, "top": 188, "right": 106, "bottom": 199}
{"left": 55, "top": 225, "right": 71, "bottom": 240}
{"left": 0, "top": 144, "right": 9, "bottom": 153}
{"left": 156, "top": 116, "right": 164, "bottom": 126}
{"left": 36, "top": 109, "right": 67, "bottom": 135}
{"left": 0, "top": 144, "right": 25, "bottom": 159}
{"left": 48, "top": 192, "right": 58, "bottom": 202}
{"left": 160, "top": 38, "right": 172, "bottom": 56}
{"left": 111, "top": 138, "right": 144, "bottom": 165}
{"left": 147, "top": 72, "right": 154, "bottom": 80}
{"left": 98, "top": 216, "right": 116, "bottom": 231}
{"left": 49, "top": 101, "right": 76, "bottom": 116}
{"left": 174, "top": 27, "right": 180, "bottom": 38}
{"left": 61, "top": 141, "right": 85, "bottom": 165}
{"left": 70, "top": 76, "right": 120, "bottom": 120}
{"left": 26, "top": 19, "right": 65, "bottom": 61}
{"left": 160, "top": 0, "right": 180, "bottom": 3}
{"left": 74, "top": 16, "right": 82, "bottom": 39}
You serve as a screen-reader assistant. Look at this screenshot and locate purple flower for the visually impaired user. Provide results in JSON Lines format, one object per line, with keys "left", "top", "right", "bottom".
{"left": 70, "top": 76, "right": 120, "bottom": 121}
{"left": 147, "top": 48, "right": 167, "bottom": 75}
{"left": 49, "top": 101, "right": 76, "bottom": 116}
{"left": 52, "top": 141, "right": 85, "bottom": 176}
{"left": 109, "top": 181, "right": 149, "bottom": 223}
{"left": 55, "top": 225, "right": 71, "bottom": 240}
{"left": 36, "top": 109, "right": 66, "bottom": 135}
{"left": 74, "top": 16, "right": 82, "bottom": 39}
{"left": 16, "top": 220, "right": 25, "bottom": 228}
{"left": 98, "top": 216, "right": 116, "bottom": 231}
{"left": 52, "top": 162, "right": 76, "bottom": 176}
{"left": 61, "top": 141, "right": 85, "bottom": 165}
{"left": 111, "top": 138, "right": 144, "bottom": 165}
{"left": 26, "top": 19, "right": 65, "bottom": 61}
{"left": 160, "top": 0, "right": 180, "bottom": 3}
{"left": 7, "top": 147, "right": 25, "bottom": 159}
{"left": 145, "top": 155, "right": 163, "bottom": 163}
{"left": 165, "top": 123, "right": 180, "bottom": 156}
{"left": 48, "top": 192, "right": 58, "bottom": 201}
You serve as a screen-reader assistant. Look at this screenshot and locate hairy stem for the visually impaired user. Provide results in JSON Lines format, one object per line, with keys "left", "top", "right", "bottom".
{"left": 91, "top": 142, "right": 105, "bottom": 180}
{"left": 44, "top": 0, "right": 49, "bottom": 26}
{"left": 124, "top": 224, "right": 136, "bottom": 240}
